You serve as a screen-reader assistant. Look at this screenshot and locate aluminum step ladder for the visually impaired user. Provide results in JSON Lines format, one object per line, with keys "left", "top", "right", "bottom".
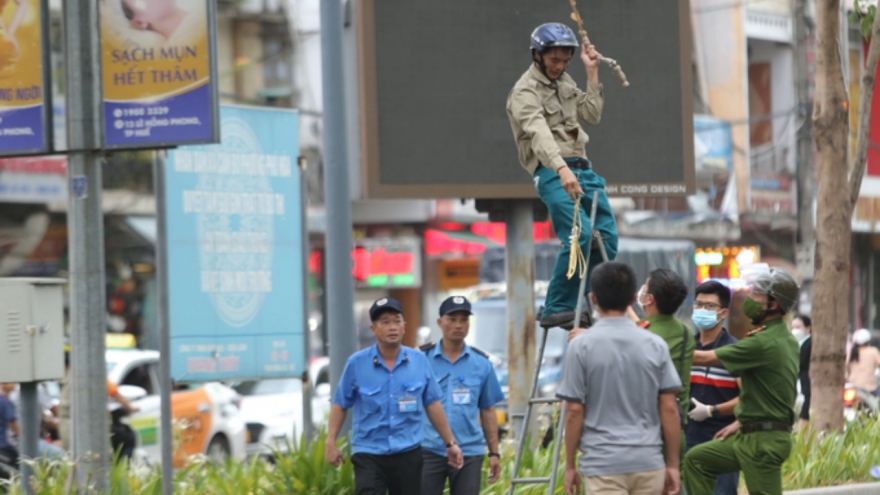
{"left": 508, "top": 191, "right": 610, "bottom": 495}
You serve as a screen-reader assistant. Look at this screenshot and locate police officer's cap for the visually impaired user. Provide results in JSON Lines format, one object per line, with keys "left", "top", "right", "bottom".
{"left": 741, "top": 263, "right": 800, "bottom": 313}
{"left": 439, "top": 296, "right": 473, "bottom": 317}
{"left": 369, "top": 297, "right": 404, "bottom": 322}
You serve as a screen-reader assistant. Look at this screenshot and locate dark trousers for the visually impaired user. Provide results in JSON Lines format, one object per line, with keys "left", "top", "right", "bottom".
{"left": 110, "top": 422, "right": 137, "bottom": 461}
{"left": 352, "top": 447, "right": 424, "bottom": 495}
{"left": 0, "top": 445, "right": 18, "bottom": 466}
{"left": 420, "top": 451, "right": 483, "bottom": 495}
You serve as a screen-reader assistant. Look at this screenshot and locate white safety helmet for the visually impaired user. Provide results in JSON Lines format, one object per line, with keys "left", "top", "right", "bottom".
{"left": 854, "top": 328, "right": 872, "bottom": 346}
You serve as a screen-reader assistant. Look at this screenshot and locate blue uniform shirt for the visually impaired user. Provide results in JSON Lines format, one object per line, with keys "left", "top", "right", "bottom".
{"left": 421, "top": 341, "right": 505, "bottom": 457}
{"left": 0, "top": 395, "right": 16, "bottom": 450}
{"left": 333, "top": 344, "right": 443, "bottom": 455}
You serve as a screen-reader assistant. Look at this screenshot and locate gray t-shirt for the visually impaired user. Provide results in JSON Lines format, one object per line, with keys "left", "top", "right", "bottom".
{"left": 556, "top": 316, "right": 682, "bottom": 477}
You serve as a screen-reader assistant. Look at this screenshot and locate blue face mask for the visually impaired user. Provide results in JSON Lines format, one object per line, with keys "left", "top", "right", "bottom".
{"left": 692, "top": 309, "right": 719, "bottom": 331}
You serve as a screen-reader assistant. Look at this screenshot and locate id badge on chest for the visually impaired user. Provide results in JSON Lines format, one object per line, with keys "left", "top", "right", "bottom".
{"left": 452, "top": 388, "right": 471, "bottom": 405}
{"left": 399, "top": 382, "right": 418, "bottom": 413}
{"left": 452, "top": 376, "right": 471, "bottom": 405}
{"left": 398, "top": 396, "right": 417, "bottom": 412}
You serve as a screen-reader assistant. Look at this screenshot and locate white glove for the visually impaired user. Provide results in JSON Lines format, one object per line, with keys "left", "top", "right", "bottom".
{"left": 688, "top": 398, "right": 713, "bottom": 422}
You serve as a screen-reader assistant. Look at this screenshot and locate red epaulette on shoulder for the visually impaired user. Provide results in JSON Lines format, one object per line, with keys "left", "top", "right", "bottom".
{"left": 638, "top": 321, "right": 651, "bottom": 329}
{"left": 746, "top": 326, "right": 765, "bottom": 337}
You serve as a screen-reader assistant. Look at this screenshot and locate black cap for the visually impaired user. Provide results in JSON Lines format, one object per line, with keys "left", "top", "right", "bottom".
{"left": 369, "top": 297, "right": 404, "bottom": 322}
{"left": 439, "top": 296, "right": 473, "bottom": 317}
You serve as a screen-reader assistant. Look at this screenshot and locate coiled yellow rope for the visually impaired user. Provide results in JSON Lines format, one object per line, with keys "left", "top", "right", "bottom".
{"left": 567, "top": 201, "right": 587, "bottom": 280}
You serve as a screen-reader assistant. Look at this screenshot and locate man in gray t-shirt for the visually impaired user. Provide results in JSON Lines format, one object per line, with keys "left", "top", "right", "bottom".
{"left": 557, "top": 261, "right": 683, "bottom": 495}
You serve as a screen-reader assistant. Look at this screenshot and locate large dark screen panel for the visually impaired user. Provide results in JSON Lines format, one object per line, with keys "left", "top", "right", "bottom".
{"left": 360, "top": 0, "right": 694, "bottom": 198}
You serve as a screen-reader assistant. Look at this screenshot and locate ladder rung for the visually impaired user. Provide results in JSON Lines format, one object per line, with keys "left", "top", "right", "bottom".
{"left": 529, "top": 397, "right": 560, "bottom": 405}
{"left": 511, "top": 477, "right": 552, "bottom": 484}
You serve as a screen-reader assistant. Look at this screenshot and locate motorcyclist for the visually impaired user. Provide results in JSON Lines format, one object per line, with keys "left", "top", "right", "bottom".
{"left": 847, "top": 328, "right": 880, "bottom": 396}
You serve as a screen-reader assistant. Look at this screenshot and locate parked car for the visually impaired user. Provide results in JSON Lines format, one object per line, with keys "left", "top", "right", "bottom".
{"left": 464, "top": 283, "right": 569, "bottom": 436}
{"left": 234, "top": 356, "right": 332, "bottom": 459}
{"left": 105, "top": 349, "right": 248, "bottom": 466}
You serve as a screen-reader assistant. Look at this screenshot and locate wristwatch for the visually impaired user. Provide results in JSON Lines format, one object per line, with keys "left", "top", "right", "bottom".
{"left": 446, "top": 440, "right": 457, "bottom": 448}
{"left": 488, "top": 452, "right": 501, "bottom": 458}
{"left": 710, "top": 405, "right": 720, "bottom": 417}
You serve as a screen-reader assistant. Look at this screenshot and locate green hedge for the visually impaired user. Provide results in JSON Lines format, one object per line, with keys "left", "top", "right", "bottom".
{"left": 3, "top": 415, "right": 880, "bottom": 494}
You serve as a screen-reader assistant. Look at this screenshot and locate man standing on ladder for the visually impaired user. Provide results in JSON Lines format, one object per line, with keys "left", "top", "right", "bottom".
{"left": 506, "top": 22, "right": 618, "bottom": 330}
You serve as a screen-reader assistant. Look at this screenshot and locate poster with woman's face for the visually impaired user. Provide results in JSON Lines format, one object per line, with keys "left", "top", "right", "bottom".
{"left": 0, "top": 0, "right": 49, "bottom": 155}
{"left": 100, "top": 0, "right": 217, "bottom": 148}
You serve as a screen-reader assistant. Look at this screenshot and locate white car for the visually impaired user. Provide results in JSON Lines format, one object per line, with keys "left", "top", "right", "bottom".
{"left": 106, "top": 349, "right": 248, "bottom": 465}
{"left": 234, "top": 357, "right": 332, "bottom": 459}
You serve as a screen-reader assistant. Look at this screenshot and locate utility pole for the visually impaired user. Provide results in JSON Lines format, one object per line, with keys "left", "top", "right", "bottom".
{"left": 320, "top": 0, "right": 357, "bottom": 404}
{"left": 63, "top": 0, "right": 110, "bottom": 489}
{"left": 504, "top": 200, "right": 537, "bottom": 443}
{"left": 795, "top": 0, "right": 816, "bottom": 282}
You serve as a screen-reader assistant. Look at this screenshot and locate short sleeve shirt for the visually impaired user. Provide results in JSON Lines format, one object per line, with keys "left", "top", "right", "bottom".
{"left": 556, "top": 316, "right": 682, "bottom": 477}
{"left": 0, "top": 395, "right": 16, "bottom": 450}
{"left": 644, "top": 315, "right": 695, "bottom": 420}
{"left": 715, "top": 319, "right": 798, "bottom": 426}
{"left": 333, "top": 345, "right": 443, "bottom": 455}
{"left": 421, "top": 341, "right": 504, "bottom": 456}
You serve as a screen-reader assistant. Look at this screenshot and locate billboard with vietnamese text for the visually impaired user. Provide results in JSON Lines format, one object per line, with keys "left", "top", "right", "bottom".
{"left": 166, "top": 105, "right": 302, "bottom": 382}
{"left": 0, "top": 0, "right": 50, "bottom": 156}
{"left": 100, "top": 0, "right": 218, "bottom": 149}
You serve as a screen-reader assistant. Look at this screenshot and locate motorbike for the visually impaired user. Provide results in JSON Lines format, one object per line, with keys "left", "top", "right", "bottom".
{"left": 843, "top": 382, "right": 879, "bottom": 421}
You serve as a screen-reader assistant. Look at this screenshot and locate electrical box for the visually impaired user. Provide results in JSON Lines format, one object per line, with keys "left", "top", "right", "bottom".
{"left": 0, "top": 278, "right": 65, "bottom": 382}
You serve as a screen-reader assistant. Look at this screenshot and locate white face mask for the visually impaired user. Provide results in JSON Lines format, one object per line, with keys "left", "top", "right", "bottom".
{"left": 792, "top": 329, "right": 806, "bottom": 342}
{"left": 636, "top": 288, "right": 646, "bottom": 310}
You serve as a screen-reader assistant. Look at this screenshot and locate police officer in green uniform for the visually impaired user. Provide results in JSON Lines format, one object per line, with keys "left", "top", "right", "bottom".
{"left": 635, "top": 268, "right": 695, "bottom": 461}
{"left": 684, "top": 266, "right": 800, "bottom": 495}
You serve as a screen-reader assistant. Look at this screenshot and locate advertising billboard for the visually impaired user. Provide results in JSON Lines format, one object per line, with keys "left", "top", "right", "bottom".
{"left": 358, "top": 0, "right": 694, "bottom": 198}
{"left": 0, "top": 0, "right": 50, "bottom": 156}
{"left": 166, "top": 105, "right": 302, "bottom": 382}
{"left": 100, "top": 0, "right": 219, "bottom": 149}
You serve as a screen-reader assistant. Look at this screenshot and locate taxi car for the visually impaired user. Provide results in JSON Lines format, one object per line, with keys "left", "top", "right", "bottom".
{"left": 105, "top": 337, "right": 247, "bottom": 466}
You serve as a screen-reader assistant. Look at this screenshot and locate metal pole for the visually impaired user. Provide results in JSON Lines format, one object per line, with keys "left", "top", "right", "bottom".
{"left": 64, "top": 0, "right": 109, "bottom": 485}
{"left": 794, "top": 0, "right": 815, "bottom": 261}
{"left": 300, "top": 158, "right": 314, "bottom": 442}
{"left": 320, "top": 0, "right": 357, "bottom": 407}
{"left": 153, "top": 151, "right": 174, "bottom": 495}
{"left": 505, "top": 200, "right": 536, "bottom": 441}
{"left": 18, "top": 383, "right": 39, "bottom": 495}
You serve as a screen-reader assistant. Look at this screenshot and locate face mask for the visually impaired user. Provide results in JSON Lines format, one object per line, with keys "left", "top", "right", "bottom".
{"left": 692, "top": 309, "right": 719, "bottom": 331}
{"left": 636, "top": 288, "right": 649, "bottom": 310}
{"left": 742, "top": 297, "right": 767, "bottom": 324}
{"left": 792, "top": 329, "right": 806, "bottom": 342}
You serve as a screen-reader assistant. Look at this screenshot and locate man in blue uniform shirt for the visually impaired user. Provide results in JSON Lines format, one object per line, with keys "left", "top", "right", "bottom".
{"left": 325, "top": 297, "right": 464, "bottom": 495}
{"left": 420, "top": 296, "right": 505, "bottom": 495}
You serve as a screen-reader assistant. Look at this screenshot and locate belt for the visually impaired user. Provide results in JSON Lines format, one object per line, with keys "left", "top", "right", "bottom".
{"left": 563, "top": 157, "right": 591, "bottom": 170}
{"left": 740, "top": 422, "right": 792, "bottom": 434}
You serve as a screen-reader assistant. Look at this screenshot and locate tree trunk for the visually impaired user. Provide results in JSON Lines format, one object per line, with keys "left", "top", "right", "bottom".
{"left": 811, "top": 0, "right": 851, "bottom": 433}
